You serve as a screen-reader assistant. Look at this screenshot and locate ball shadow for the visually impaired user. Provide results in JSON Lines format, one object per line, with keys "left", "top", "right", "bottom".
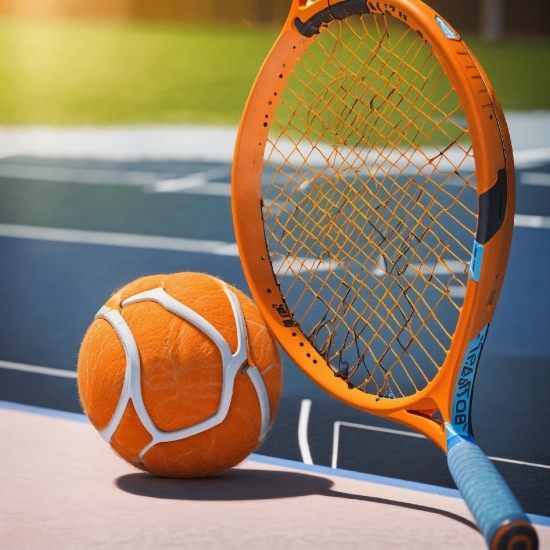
{"left": 116, "top": 468, "right": 477, "bottom": 531}
{"left": 116, "top": 468, "right": 332, "bottom": 501}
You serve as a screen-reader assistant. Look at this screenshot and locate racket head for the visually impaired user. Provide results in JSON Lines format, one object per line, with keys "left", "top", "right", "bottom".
{"left": 232, "top": 0, "right": 515, "bottom": 450}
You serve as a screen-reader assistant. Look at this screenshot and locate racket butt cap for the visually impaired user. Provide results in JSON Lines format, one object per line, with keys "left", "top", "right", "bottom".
{"left": 491, "top": 520, "right": 538, "bottom": 550}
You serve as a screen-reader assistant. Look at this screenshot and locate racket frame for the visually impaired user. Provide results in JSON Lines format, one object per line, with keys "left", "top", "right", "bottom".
{"left": 232, "top": 0, "right": 515, "bottom": 452}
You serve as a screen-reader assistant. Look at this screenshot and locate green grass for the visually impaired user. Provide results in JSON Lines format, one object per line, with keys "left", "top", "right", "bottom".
{"left": 0, "top": 18, "right": 548, "bottom": 125}
{"left": 0, "top": 19, "right": 278, "bottom": 125}
{"left": 465, "top": 37, "right": 550, "bottom": 111}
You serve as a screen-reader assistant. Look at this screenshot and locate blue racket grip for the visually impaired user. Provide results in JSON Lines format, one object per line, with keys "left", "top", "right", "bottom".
{"left": 447, "top": 437, "right": 538, "bottom": 550}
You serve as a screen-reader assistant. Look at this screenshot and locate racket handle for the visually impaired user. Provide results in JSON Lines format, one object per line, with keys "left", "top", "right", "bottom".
{"left": 447, "top": 437, "right": 538, "bottom": 550}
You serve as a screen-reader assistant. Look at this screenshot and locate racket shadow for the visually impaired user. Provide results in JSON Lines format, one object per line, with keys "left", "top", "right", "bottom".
{"left": 116, "top": 467, "right": 477, "bottom": 531}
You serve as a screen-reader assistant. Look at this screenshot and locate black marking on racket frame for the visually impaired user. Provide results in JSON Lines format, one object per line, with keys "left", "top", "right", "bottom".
{"left": 476, "top": 168, "right": 508, "bottom": 245}
{"left": 294, "top": 0, "right": 371, "bottom": 37}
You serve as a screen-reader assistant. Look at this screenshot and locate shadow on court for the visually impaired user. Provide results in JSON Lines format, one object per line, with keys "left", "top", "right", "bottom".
{"left": 116, "top": 468, "right": 478, "bottom": 531}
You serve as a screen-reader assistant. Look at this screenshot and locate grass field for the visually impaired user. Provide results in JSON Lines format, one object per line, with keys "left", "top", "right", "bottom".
{"left": 0, "top": 18, "right": 548, "bottom": 125}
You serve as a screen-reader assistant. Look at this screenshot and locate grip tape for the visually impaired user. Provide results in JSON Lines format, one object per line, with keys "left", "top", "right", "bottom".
{"left": 447, "top": 440, "right": 538, "bottom": 550}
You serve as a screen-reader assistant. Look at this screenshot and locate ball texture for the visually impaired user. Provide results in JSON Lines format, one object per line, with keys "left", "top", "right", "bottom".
{"left": 77, "top": 272, "right": 282, "bottom": 478}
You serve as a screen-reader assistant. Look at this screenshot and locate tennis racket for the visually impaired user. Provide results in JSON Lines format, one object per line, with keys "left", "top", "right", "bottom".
{"left": 232, "top": 1, "right": 537, "bottom": 549}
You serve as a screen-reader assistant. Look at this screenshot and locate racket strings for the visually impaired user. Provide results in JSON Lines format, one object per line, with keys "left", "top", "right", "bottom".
{"left": 266, "top": 36, "right": 470, "bottom": 266}
{"left": 262, "top": 14, "right": 477, "bottom": 397}
{"left": 310, "top": 18, "right": 464, "bottom": 155}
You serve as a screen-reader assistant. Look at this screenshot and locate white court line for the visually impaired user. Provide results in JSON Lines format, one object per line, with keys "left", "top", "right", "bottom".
{"left": 150, "top": 167, "right": 231, "bottom": 195}
{"left": 298, "top": 399, "right": 314, "bottom": 465}
{"left": 177, "top": 182, "right": 230, "bottom": 196}
{"left": 487, "top": 456, "right": 550, "bottom": 469}
{"left": 521, "top": 171, "right": 550, "bottom": 187}
{"left": 0, "top": 224, "right": 240, "bottom": 256}
{"left": 514, "top": 214, "right": 550, "bottom": 230}
{"left": 331, "top": 420, "right": 550, "bottom": 470}
{"left": 0, "top": 125, "right": 238, "bottom": 162}
{"left": 449, "top": 286, "right": 466, "bottom": 299}
{"left": 0, "top": 218, "right": 545, "bottom": 261}
{"left": 151, "top": 181, "right": 231, "bottom": 196}
{"left": 0, "top": 359, "right": 77, "bottom": 379}
{"left": 0, "top": 161, "right": 232, "bottom": 196}
{"left": 514, "top": 147, "right": 550, "bottom": 169}
{"left": 1, "top": 148, "right": 548, "bottom": 197}
{"left": 332, "top": 421, "right": 425, "bottom": 467}
{"left": 0, "top": 162, "right": 164, "bottom": 186}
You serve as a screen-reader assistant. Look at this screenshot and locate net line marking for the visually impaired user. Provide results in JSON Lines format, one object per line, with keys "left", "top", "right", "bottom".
{"left": 330, "top": 420, "right": 550, "bottom": 470}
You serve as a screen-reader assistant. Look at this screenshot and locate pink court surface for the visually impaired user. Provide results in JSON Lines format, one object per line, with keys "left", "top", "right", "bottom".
{"left": 1, "top": 403, "right": 549, "bottom": 549}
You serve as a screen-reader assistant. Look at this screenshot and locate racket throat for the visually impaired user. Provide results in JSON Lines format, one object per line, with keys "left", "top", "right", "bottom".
{"left": 387, "top": 403, "right": 447, "bottom": 450}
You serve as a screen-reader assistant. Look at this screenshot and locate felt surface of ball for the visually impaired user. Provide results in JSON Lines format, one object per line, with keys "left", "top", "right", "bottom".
{"left": 77, "top": 272, "right": 282, "bottom": 478}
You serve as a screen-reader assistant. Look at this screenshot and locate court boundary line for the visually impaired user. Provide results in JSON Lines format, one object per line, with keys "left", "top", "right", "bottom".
{"left": 0, "top": 398, "right": 548, "bottom": 527}
{"left": 298, "top": 399, "right": 550, "bottom": 472}
{"left": 521, "top": 171, "right": 550, "bottom": 187}
{"left": 331, "top": 420, "right": 550, "bottom": 470}
{"left": 0, "top": 359, "right": 77, "bottom": 378}
{"left": 514, "top": 214, "right": 550, "bottom": 230}
{"left": 0, "top": 161, "right": 232, "bottom": 196}
{"left": 0, "top": 224, "right": 240, "bottom": 256}
{"left": 0, "top": 216, "right": 547, "bottom": 262}
{"left": 298, "top": 399, "right": 313, "bottom": 464}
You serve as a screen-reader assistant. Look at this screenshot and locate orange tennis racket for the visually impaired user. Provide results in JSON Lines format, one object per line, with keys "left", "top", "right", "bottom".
{"left": 232, "top": 1, "right": 537, "bottom": 549}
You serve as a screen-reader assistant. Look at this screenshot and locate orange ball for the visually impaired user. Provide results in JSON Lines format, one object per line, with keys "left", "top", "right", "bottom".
{"left": 77, "top": 272, "right": 282, "bottom": 478}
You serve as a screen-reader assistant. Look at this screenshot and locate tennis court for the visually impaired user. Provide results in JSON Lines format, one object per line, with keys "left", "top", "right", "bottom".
{"left": 1, "top": 9, "right": 549, "bottom": 547}
{"left": 0, "top": 112, "right": 548, "bottom": 547}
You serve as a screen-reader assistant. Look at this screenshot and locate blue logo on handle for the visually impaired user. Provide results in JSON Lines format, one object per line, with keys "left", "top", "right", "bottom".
{"left": 451, "top": 324, "right": 489, "bottom": 437}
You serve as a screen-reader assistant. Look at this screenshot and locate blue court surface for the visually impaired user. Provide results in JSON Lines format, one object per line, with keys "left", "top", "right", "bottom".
{"left": 0, "top": 119, "right": 548, "bottom": 530}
